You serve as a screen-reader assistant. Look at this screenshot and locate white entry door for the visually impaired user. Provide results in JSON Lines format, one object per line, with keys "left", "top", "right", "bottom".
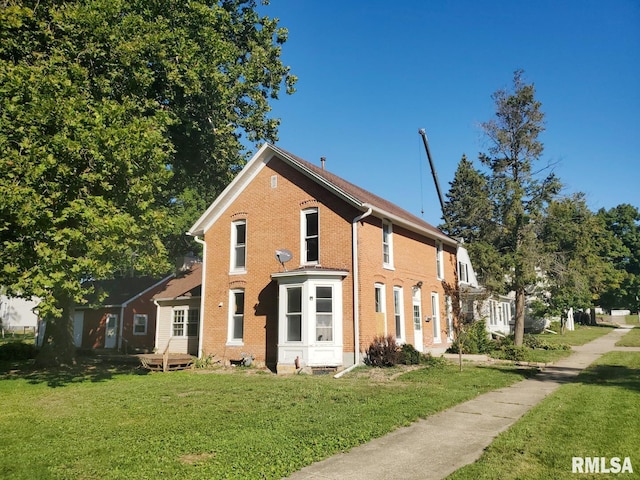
{"left": 412, "top": 289, "right": 423, "bottom": 352}
{"left": 104, "top": 314, "right": 117, "bottom": 349}
{"left": 73, "top": 311, "right": 84, "bottom": 347}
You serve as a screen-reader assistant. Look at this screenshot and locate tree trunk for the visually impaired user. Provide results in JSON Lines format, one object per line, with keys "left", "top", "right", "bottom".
{"left": 513, "top": 288, "right": 526, "bottom": 346}
{"left": 590, "top": 308, "right": 598, "bottom": 326}
{"left": 35, "top": 294, "right": 77, "bottom": 367}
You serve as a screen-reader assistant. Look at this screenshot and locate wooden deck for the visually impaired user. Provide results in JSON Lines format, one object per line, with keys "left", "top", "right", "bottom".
{"left": 138, "top": 353, "right": 194, "bottom": 372}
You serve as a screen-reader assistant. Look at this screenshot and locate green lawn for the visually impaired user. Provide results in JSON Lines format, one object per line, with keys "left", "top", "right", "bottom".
{"left": 616, "top": 327, "right": 640, "bottom": 347}
{"left": 448, "top": 351, "right": 640, "bottom": 480}
{"left": 488, "top": 325, "right": 616, "bottom": 364}
{"left": 0, "top": 360, "right": 535, "bottom": 480}
{"left": 535, "top": 324, "right": 617, "bottom": 346}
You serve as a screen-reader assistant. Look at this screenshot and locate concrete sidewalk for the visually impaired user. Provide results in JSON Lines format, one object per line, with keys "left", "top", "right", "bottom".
{"left": 285, "top": 326, "right": 634, "bottom": 480}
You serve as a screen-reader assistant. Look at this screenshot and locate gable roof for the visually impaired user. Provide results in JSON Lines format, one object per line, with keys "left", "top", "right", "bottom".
{"left": 152, "top": 263, "right": 202, "bottom": 301}
{"left": 80, "top": 275, "right": 173, "bottom": 308}
{"left": 189, "top": 143, "right": 456, "bottom": 246}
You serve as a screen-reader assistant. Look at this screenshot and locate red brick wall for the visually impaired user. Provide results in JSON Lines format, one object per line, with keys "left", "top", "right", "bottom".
{"left": 200, "top": 155, "right": 458, "bottom": 367}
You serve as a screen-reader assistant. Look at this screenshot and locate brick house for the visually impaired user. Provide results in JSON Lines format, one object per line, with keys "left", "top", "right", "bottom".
{"left": 74, "top": 275, "right": 173, "bottom": 353}
{"left": 188, "top": 143, "right": 459, "bottom": 373}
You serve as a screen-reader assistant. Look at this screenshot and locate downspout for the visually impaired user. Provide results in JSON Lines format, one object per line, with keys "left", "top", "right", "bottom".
{"left": 351, "top": 207, "right": 372, "bottom": 366}
{"left": 118, "top": 305, "right": 125, "bottom": 351}
{"left": 193, "top": 235, "right": 207, "bottom": 358}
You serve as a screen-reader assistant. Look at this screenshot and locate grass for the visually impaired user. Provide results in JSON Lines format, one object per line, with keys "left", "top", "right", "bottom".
{"left": 488, "top": 325, "right": 616, "bottom": 364}
{"left": 616, "top": 327, "right": 640, "bottom": 347}
{"left": 0, "top": 359, "right": 536, "bottom": 480}
{"left": 534, "top": 324, "right": 617, "bottom": 346}
{"left": 447, "top": 351, "right": 640, "bottom": 480}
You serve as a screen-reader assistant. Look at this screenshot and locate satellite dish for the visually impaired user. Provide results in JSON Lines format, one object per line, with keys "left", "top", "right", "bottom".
{"left": 275, "top": 249, "right": 293, "bottom": 271}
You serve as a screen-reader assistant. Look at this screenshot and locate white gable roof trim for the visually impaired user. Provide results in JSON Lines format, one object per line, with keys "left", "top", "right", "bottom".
{"left": 188, "top": 143, "right": 456, "bottom": 246}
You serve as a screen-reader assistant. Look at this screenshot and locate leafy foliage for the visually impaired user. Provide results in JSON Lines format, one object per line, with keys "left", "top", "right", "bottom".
{"left": 0, "top": 0, "right": 295, "bottom": 365}
{"left": 0, "top": 341, "right": 37, "bottom": 361}
{"left": 447, "top": 320, "right": 494, "bottom": 354}
{"left": 365, "top": 335, "right": 401, "bottom": 367}
{"left": 597, "top": 204, "right": 640, "bottom": 311}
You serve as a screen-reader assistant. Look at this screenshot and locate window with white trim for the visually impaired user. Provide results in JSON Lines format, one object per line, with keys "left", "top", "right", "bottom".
{"left": 315, "top": 286, "right": 333, "bottom": 342}
{"left": 231, "top": 220, "right": 247, "bottom": 272}
{"left": 382, "top": 220, "right": 394, "bottom": 268}
{"left": 172, "top": 308, "right": 199, "bottom": 337}
{"left": 393, "top": 287, "right": 405, "bottom": 341}
{"left": 458, "top": 261, "right": 468, "bottom": 283}
{"left": 286, "top": 286, "right": 302, "bottom": 342}
{"left": 133, "top": 314, "right": 148, "bottom": 335}
{"left": 445, "top": 295, "right": 454, "bottom": 341}
{"left": 374, "top": 283, "right": 385, "bottom": 313}
{"left": 302, "top": 208, "right": 319, "bottom": 264}
{"left": 228, "top": 290, "right": 245, "bottom": 343}
{"left": 436, "top": 241, "right": 444, "bottom": 280}
{"left": 431, "top": 292, "right": 441, "bottom": 343}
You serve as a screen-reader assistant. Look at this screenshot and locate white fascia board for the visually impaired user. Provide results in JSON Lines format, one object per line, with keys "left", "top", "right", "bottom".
{"left": 271, "top": 269, "right": 349, "bottom": 280}
{"left": 188, "top": 143, "right": 272, "bottom": 237}
{"left": 269, "top": 144, "right": 364, "bottom": 208}
{"left": 367, "top": 204, "right": 457, "bottom": 246}
{"left": 121, "top": 274, "right": 175, "bottom": 308}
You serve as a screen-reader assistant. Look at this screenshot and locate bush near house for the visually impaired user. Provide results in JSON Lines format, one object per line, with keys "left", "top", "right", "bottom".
{"left": 447, "top": 320, "right": 494, "bottom": 355}
{"left": 0, "top": 341, "right": 37, "bottom": 361}
{"left": 366, "top": 335, "right": 439, "bottom": 367}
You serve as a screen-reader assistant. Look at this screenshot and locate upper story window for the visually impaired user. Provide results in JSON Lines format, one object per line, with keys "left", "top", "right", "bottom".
{"left": 382, "top": 220, "right": 394, "bottom": 268}
{"left": 458, "top": 261, "right": 469, "bottom": 283}
{"left": 436, "top": 241, "right": 444, "bottom": 280}
{"left": 302, "top": 208, "right": 319, "bottom": 264}
{"left": 231, "top": 220, "right": 247, "bottom": 273}
{"left": 228, "top": 289, "right": 245, "bottom": 344}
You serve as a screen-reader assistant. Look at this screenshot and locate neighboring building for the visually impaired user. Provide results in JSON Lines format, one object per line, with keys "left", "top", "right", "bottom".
{"left": 188, "top": 143, "right": 459, "bottom": 374}
{"left": 74, "top": 275, "right": 173, "bottom": 353}
{"left": 153, "top": 263, "right": 202, "bottom": 356}
{"left": 0, "top": 293, "right": 40, "bottom": 333}
{"left": 457, "top": 245, "right": 514, "bottom": 336}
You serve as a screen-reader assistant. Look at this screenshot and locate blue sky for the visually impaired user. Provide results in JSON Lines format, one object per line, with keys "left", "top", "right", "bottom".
{"left": 258, "top": 0, "right": 640, "bottom": 227}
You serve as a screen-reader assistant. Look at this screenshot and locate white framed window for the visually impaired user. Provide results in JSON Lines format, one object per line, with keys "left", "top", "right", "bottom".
{"left": 501, "top": 302, "right": 512, "bottom": 326}
{"left": 431, "top": 292, "right": 441, "bottom": 343}
{"left": 393, "top": 287, "right": 405, "bottom": 342}
{"left": 285, "top": 286, "right": 303, "bottom": 342}
{"left": 301, "top": 208, "right": 319, "bottom": 265}
{"left": 489, "top": 300, "right": 498, "bottom": 325}
{"left": 445, "top": 295, "right": 454, "bottom": 341}
{"left": 228, "top": 289, "right": 245, "bottom": 344}
{"left": 230, "top": 220, "right": 247, "bottom": 273}
{"left": 374, "top": 283, "right": 386, "bottom": 313}
{"left": 315, "top": 286, "right": 333, "bottom": 342}
{"left": 458, "top": 261, "right": 468, "bottom": 283}
{"left": 382, "top": 220, "right": 394, "bottom": 268}
{"left": 133, "top": 314, "right": 148, "bottom": 335}
{"left": 436, "top": 241, "right": 444, "bottom": 280}
{"left": 172, "top": 308, "right": 199, "bottom": 337}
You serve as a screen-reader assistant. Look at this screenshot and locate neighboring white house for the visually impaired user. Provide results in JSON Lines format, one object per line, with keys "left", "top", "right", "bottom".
{"left": 0, "top": 293, "right": 40, "bottom": 334}
{"left": 457, "top": 246, "right": 514, "bottom": 336}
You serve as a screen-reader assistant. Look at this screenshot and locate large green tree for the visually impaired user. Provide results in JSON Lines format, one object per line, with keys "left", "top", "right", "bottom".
{"left": 597, "top": 204, "right": 640, "bottom": 312}
{"left": 0, "top": 0, "right": 295, "bottom": 365}
{"left": 539, "top": 194, "right": 622, "bottom": 323}
{"left": 441, "top": 70, "right": 561, "bottom": 346}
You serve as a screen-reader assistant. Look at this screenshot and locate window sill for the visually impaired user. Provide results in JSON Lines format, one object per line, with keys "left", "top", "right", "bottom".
{"left": 226, "top": 340, "right": 244, "bottom": 346}
{"left": 383, "top": 264, "right": 395, "bottom": 271}
{"left": 229, "top": 269, "right": 247, "bottom": 276}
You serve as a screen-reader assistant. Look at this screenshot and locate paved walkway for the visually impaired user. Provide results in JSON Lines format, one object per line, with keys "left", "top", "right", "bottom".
{"left": 285, "top": 326, "right": 635, "bottom": 480}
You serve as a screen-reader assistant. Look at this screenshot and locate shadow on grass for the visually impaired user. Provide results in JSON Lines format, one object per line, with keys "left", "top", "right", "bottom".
{"left": 576, "top": 363, "right": 640, "bottom": 393}
{"left": 0, "top": 356, "right": 149, "bottom": 388}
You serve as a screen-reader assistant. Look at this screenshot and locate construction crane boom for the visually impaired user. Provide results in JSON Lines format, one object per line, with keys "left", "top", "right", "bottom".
{"left": 418, "top": 128, "right": 447, "bottom": 223}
